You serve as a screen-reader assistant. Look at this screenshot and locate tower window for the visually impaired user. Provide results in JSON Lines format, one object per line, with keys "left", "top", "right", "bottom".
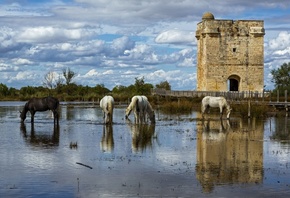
{"left": 233, "top": 48, "right": 236, "bottom": 52}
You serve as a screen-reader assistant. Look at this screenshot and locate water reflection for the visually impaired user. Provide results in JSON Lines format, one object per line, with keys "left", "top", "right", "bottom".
{"left": 100, "top": 124, "right": 114, "bottom": 152}
{"left": 126, "top": 119, "right": 155, "bottom": 153}
{"left": 20, "top": 123, "right": 60, "bottom": 147}
{"left": 61, "top": 104, "right": 99, "bottom": 121}
{"left": 270, "top": 116, "right": 290, "bottom": 142}
{"left": 196, "top": 118, "right": 264, "bottom": 193}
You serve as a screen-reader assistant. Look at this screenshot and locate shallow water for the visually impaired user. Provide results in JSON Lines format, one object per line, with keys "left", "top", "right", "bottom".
{"left": 0, "top": 102, "right": 290, "bottom": 197}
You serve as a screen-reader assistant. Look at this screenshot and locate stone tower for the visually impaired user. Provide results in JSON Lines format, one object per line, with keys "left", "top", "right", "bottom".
{"left": 195, "top": 12, "right": 265, "bottom": 92}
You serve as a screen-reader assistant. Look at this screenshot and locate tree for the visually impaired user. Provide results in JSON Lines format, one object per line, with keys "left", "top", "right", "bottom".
{"left": 95, "top": 84, "right": 110, "bottom": 95}
{"left": 134, "top": 76, "right": 153, "bottom": 95}
{"left": 155, "top": 80, "right": 171, "bottom": 90}
{"left": 63, "top": 68, "right": 76, "bottom": 85}
{"left": 271, "top": 62, "right": 290, "bottom": 92}
{"left": 43, "top": 71, "right": 57, "bottom": 89}
{"left": 0, "top": 83, "right": 9, "bottom": 96}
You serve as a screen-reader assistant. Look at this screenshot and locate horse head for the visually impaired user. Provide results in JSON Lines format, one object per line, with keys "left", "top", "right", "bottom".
{"left": 148, "top": 111, "right": 155, "bottom": 124}
{"left": 125, "top": 107, "right": 131, "bottom": 119}
{"left": 19, "top": 110, "right": 26, "bottom": 122}
{"left": 226, "top": 106, "right": 232, "bottom": 119}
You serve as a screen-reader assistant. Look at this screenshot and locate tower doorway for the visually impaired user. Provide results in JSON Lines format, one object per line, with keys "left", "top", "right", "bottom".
{"left": 228, "top": 75, "right": 240, "bottom": 91}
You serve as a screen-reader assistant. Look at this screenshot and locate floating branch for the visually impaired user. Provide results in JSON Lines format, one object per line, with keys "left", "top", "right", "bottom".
{"left": 76, "top": 162, "right": 93, "bottom": 169}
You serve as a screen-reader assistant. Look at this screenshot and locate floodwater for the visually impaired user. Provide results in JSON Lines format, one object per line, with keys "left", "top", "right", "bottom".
{"left": 0, "top": 102, "right": 290, "bottom": 198}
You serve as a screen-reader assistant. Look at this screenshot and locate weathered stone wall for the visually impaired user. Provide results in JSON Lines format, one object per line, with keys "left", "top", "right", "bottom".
{"left": 196, "top": 13, "right": 265, "bottom": 92}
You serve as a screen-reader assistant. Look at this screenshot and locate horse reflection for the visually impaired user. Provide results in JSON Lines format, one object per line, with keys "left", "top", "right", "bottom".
{"left": 196, "top": 118, "right": 264, "bottom": 193}
{"left": 100, "top": 124, "right": 114, "bottom": 152}
{"left": 126, "top": 119, "right": 155, "bottom": 153}
{"left": 20, "top": 122, "right": 60, "bottom": 147}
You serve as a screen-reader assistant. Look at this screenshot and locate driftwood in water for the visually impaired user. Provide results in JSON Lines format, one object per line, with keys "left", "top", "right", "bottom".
{"left": 76, "top": 162, "right": 93, "bottom": 169}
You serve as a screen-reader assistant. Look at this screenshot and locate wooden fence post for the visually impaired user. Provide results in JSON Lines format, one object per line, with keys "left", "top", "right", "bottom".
{"left": 248, "top": 91, "right": 251, "bottom": 118}
{"left": 285, "top": 90, "right": 288, "bottom": 116}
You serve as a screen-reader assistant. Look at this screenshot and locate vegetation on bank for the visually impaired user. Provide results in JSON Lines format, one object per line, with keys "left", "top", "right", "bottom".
{"left": 0, "top": 76, "right": 171, "bottom": 102}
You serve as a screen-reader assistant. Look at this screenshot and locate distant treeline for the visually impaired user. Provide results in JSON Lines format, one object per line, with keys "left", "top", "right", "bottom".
{"left": 0, "top": 77, "right": 172, "bottom": 102}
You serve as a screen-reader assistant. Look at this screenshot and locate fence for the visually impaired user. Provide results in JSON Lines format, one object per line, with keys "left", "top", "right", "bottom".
{"left": 151, "top": 88, "right": 268, "bottom": 101}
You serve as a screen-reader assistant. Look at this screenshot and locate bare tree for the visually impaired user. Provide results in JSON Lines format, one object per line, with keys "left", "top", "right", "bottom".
{"left": 43, "top": 71, "right": 57, "bottom": 89}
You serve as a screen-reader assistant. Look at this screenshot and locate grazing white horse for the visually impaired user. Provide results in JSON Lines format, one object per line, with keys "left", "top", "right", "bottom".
{"left": 125, "top": 95, "right": 155, "bottom": 124}
{"left": 100, "top": 95, "right": 114, "bottom": 124}
{"left": 201, "top": 96, "right": 232, "bottom": 119}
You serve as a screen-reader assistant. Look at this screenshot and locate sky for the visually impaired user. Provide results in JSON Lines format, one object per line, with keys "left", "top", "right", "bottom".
{"left": 0, "top": 0, "right": 290, "bottom": 91}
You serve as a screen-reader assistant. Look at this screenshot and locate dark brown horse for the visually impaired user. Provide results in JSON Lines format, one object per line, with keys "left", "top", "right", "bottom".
{"left": 20, "top": 96, "right": 59, "bottom": 125}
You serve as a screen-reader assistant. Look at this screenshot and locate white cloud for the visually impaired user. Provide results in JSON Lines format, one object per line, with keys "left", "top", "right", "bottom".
{"left": 155, "top": 29, "right": 195, "bottom": 45}
{"left": 0, "top": 62, "right": 19, "bottom": 72}
{"left": 268, "top": 31, "right": 290, "bottom": 50}
{"left": 103, "top": 70, "right": 114, "bottom": 75}
{"left": 124, "top": 44, "right": 153, "bottom": 59}
{"left": 16, "top": 27, "right": 94, "bottom": 43}
{"left": 12, "top": 58, "right": 33, "bottom": 65}
{"left": 14, "top": 71, "right": 38, "bottom": 80}
{"left": 178, "top": 57, "right": 195, "bottom": 67}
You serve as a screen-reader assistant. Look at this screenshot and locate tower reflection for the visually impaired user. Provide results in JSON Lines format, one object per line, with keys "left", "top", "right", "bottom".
{"left": 196, "top": 117, "right": 264, "bottom": 192}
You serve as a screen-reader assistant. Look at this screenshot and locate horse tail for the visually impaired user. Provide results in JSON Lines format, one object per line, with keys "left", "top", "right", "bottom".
{"left": 106, "top": 98, "right": 114, "bottom": 113}
{"left": 135, "top": 97, "right": 140, "bottom": 112}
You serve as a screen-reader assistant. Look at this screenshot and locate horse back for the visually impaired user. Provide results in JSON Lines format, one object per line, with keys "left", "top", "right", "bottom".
{"left": 202, "top": 96, "right": 226, "bottom": 108}
{"left": 27, "top": 97, "right": 59, "bottom": 111}
{"left": 100, "top": 96, "right": 114, "bottom": 112}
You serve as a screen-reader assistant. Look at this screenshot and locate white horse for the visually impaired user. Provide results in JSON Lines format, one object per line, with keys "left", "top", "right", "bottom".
{"left": 100, "top": 95, "right": 114, "bottom": 124}
{"left": 125, "top": 95, "right": 155, "bottom": 124}
{"left": 201, "top": 96, "right": 232, "bottom": 119}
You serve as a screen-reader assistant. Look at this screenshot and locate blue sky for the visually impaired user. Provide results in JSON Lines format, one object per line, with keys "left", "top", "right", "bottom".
{"left": 0, "top": 0, "right": 290, "bottom": 90}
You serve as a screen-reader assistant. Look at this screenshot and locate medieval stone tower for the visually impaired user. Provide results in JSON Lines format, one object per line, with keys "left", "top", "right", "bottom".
{"left": 195, "top": 12, "right": 265, "bottom": 92}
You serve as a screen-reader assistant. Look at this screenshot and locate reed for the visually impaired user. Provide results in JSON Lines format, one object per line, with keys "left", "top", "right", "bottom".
{"left": 159, "top": 100, "right": 194, "bottom": 114}
{"left": 231, "top": 101, "right": 270, "bottom": 118}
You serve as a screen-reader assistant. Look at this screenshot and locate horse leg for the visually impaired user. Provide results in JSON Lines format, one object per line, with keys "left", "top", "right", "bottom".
{"left": 201, "top": 105, "right": 205, "bottom": 119}
{"left": 219, "top": 106, "right": 223, "bottom": 119}
{"left": 53, "top": 110, "right": 59, "bottom": 125}
{"left": 30, "top": 111, "right": 35, "bottom": 123}
{"left": 134, "top": 111, "right": 139, "bottom": 124}
{"left": 141, "top": 111, "right": 145, "bottom": 123}
{"left": 105, "top": 113, "right": 111, "bottom": 124}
